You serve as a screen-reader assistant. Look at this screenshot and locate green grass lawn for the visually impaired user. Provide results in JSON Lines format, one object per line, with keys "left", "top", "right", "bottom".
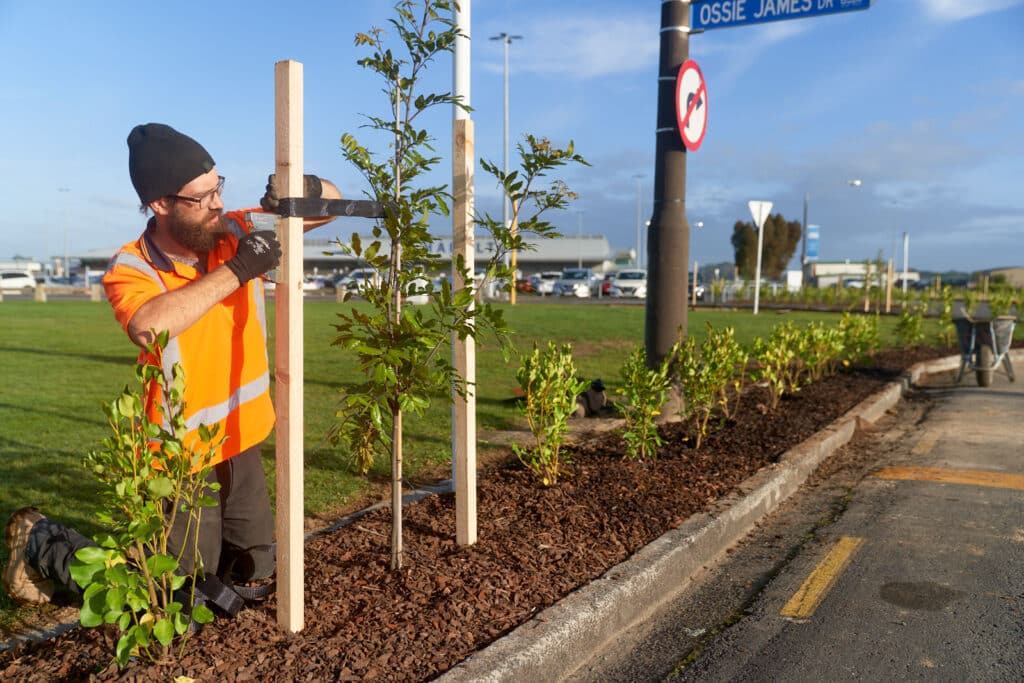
{"left": 0, "top": 298, "right": 991, "bottom": 618}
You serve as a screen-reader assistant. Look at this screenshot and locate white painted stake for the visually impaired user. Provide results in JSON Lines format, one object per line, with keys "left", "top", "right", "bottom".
{"left": 274, "top": 59, "right": 305, "bottom": 632}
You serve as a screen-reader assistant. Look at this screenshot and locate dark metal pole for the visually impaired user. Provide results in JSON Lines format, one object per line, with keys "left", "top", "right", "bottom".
{"left": 645, "top": 0, "right": 691, "bottom": 366}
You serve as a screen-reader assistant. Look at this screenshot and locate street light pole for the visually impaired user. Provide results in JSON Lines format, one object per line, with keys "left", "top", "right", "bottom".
{"left": 490, "top": 32, "right": 522, "bottom": 236}
{"left": 577, "top": 210, "right": 583, "bottom": 268}
{"left": 57, "top": 187, "right": 71, "bottom": 278}
{"left": 634, "top": 174, "right": 643, "bottom": 268}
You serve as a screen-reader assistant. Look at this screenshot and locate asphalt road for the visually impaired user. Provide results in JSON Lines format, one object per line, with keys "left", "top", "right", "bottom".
{"left": 568, "top": 371, "right": 1023, "bottom": 682}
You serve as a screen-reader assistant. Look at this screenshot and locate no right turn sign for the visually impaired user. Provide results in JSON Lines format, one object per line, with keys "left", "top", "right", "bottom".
{"left": 676, "top": 59, "right": 708, "bottom": 152}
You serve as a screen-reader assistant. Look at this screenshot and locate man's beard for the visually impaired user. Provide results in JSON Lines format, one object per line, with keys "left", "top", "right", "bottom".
{"left": 167, "top": 208, "right": 229, "bottom": 254}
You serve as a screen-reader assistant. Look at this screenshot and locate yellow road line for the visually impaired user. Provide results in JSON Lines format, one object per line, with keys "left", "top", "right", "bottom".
{"left": 780, "top": 536, "right": 864, "bottom": 619}
{"left": 911, "top": 431, "right": 939, "bottom": 455}
{"left": 874, "top": 466, "right": 1024, "bottom": 491}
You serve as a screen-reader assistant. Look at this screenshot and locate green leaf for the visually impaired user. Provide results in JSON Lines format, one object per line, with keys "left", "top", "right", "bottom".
{"left": 191, "top": 603, "right": 215, "bottom": 624}
{"left": 115, "top": 632, "right": 136, "bottom": 666}
{"left": 145, "top": 553, "right": 178, "bottom": 577}
{"left": 146, "top": 476, "right": 175, "bottom": 499}
{"left": 153, "top": 618, "right": 175, "bottom": 646}
{"left": 74, "top": 545, "right": 110, "bottom": 565}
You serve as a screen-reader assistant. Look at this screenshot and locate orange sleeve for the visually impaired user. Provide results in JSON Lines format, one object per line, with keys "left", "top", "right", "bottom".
{"left": 102, "top": 261, "right": 165, "bottom": 334}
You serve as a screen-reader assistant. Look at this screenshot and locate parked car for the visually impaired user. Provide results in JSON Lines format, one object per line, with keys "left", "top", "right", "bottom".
{"left": 553, "top": 268, "right": 598, "bottom": 298}
{"left": 601, "top": 272, "right": 617, "bottom": 296}
{"left": 0, "top": 270, "right": 37, "bottom": 291}
{"left": 301, "top": 275, "right": 326, "bottom": 292}
{"left": 688, "top": 280, "right": 706, "bottom": 301}
{"left": 608, "top": 268, "right": 647, "bottom": 299}
{"left": 338, "top": 268, "right": 382, "bottom": 294}
{"left": 532, "top": 271, "right": 562, "bottom": 295}
{"left": 515, "top": 278, "right": 535, "bottom": 294}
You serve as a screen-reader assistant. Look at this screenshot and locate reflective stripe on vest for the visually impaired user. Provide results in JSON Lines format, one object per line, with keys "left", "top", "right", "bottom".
{"left": 108, "top": 247, "right": 270, "bottom": 435}
{"left": 106, "top": 252, "right": 183, "bottom": 388}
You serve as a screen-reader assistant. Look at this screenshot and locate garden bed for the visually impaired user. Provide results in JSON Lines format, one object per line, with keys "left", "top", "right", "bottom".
{"left": 1, "top": 347, "right": 952, "bottom": 681}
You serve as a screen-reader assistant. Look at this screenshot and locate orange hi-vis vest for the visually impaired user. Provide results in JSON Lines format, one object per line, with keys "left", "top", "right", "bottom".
{"left": 102, "top": 210, "right": 274, "bottom": 466}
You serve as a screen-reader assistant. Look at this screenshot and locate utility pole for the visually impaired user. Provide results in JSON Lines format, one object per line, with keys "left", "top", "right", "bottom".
{"left": 487, "top": 31, "right": 520, "bottom": 305}
{"left": 490, "top": 33, "right": 522, "bottom": 254}
{"left": 646, "top": 0, "right": 691, "bottom": 366}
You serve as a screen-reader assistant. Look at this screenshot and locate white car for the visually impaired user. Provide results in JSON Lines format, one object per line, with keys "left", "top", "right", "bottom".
{"left": 0, "top": 270, "right": 37, "bottom": 291}
{"left": 553, "top": 268, "right": 597, "bottom": 298}
{"left": 609, "top": 269, "right": 647, "bottom": 299}
{"left": 338, "top": 268, "right": 382, "bottom": 294}
{"left": 532, "top": 271, "right": 562, "bottom": 295}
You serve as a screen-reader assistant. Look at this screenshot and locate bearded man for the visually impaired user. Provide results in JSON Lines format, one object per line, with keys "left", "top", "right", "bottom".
{"left": 3, "top": 123, "right": 338, "bottom": 613}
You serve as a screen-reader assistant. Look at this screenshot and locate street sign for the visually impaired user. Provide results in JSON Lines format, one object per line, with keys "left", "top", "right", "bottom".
{"left": 748, "top": 200, "right": 773, "bottom": 230}
{"left": 806, "top": 224, "right": 820, "bottom": 260}
{"left": 675, "top": 59, "right": 708, "bottom": 152}
{"left": 748, "top": 200, "right": 772, "bottom": 315}
{"left": 692, "top": 0, "right": 872, "bottom": 32}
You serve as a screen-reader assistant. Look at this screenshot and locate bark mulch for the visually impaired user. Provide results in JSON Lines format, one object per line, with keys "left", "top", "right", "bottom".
{"left": 1, "top": 347, "right": 949, "bottom": 682}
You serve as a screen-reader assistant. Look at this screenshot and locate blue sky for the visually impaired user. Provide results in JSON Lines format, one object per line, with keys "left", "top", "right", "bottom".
{"left": 1, "top": 0, "right": 1022, "bottom": 272}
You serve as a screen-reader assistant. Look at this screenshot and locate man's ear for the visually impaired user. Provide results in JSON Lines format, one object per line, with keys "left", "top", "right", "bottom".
{"left": 149, "top": 197, "right": 173, "bottom": 217}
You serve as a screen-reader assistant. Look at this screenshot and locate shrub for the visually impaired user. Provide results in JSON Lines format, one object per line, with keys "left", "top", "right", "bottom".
{"left": 617, "top": 346, "right": 670, "bottom": 460}
{"left": 751, "top": 331, "right": 792, "bottom": 412}
{"left": 838, "top": 312, "right": 879, "bottom": 365}
{"left": 512, "top": 342, "right": 589, "bottom": 486}
{"left": 670, "top": 325, "right": 745, "bottom": 448}
{"left": 895, "top": 297, "right": 928, "bottom": 347}
{"left": 71, "top": 332, "right": 218, "bottom": 666}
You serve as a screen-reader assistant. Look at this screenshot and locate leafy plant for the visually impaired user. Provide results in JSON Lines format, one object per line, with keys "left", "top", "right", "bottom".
{"left": 838, "top": 312, "right": 879, "bottom": 366}
{"left": 669, "top": 324, "right": 744, "bottom": 449}
{"left": 512, "top": 343, "right": 589, "bottom": 485}
{"left": 937, "top": 286, "right": 956, "bottom": 349}
{"left": 751, "top": 331, "right": 792, "bottom": 412}
{"left": 617, "top": 346, "right": 670, "bottom": 460}
{"left": 802, "top": 321, "right": 843, "bottom": 385}
{"left": 895, "top": 297, "right": 928, "bottom": 347}
{"left": 706, "top": 324, "right": 749, "bottom": 421}
{"left": 71, "top": 332, "right": 219, "bottom": 666}
{"left": 329, "top": 0, "right": 586, "bottom": 567}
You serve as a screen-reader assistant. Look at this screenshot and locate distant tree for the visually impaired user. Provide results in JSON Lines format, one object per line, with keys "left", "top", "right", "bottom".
{"left": 730, "top": 213, "right": 802, "bottom": 280}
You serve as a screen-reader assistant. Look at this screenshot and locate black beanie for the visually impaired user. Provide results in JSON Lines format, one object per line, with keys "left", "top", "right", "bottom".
{"left": 127, "top": 123, "right": 215, "bottom": 204}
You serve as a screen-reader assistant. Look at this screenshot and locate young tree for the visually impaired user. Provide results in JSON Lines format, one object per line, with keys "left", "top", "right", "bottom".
{"left": 329, "top": 0, "right": 586, "bottom": 570}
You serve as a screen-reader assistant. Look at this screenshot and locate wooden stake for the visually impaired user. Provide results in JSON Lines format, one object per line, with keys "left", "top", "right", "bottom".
{"left": 692, "top": 261, "right": 698, "bottom": 307}
{"left": 274, "top": 59, "right": 305, "bottom": 632}
{"left": 509, "top": 206, "right": 518, "bottom": 306}
{"left": 885, "top": 259, "right": 894, "bottom": 314}
{"left": 452, "top": 118, "right": 477, "bottom": 545}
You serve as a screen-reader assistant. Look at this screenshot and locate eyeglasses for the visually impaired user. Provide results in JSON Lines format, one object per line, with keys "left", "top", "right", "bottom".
{"left": 167, "top": 176, "right": 225, "bottom": 208}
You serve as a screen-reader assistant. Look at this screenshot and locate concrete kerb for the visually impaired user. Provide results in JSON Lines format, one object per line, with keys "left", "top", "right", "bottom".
{"left": 437, "top": 350, "right": 1022, "bottom": 683}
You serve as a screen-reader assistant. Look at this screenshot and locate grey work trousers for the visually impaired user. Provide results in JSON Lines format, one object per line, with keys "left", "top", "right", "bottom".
{"left": 28, "top": 445, "right": 275, "bottom": 599}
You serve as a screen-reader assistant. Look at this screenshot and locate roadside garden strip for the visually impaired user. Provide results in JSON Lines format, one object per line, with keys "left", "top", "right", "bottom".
{"left": 0, "top": 348, "right": 1011, "bottom": 671}
{"left": 436, "top": 349, "right": 1019, "bottom": 683}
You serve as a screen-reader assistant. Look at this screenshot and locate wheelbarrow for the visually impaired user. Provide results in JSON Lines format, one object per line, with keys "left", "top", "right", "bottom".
{"left": 953, "top": 315, "right": 1017, "bottom": 387}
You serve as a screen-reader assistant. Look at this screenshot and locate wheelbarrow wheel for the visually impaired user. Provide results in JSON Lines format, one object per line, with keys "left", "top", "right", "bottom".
{"left": 976, "top": 343, "right": 994, "bottom": 387}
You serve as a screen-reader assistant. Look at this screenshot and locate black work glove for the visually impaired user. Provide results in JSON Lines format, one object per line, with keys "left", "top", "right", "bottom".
{"left": 225, "top": 230, "right": 282, "bottom": 286}
{"left": 259, "top": 174, "right": 323, "bottom": 212}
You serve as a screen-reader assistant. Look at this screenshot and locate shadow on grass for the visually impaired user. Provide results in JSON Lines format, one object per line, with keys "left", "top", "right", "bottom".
{"left": 0, "top": 402, "right": 107, "bottom": 430}
{"left": 0, "top": 345, "right": 134, "bottom": 367}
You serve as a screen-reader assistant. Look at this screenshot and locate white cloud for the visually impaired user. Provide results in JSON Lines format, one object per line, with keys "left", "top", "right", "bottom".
{"left": 917, "top": 0, "right": 1024, "bottom": 21}
{"left": 479, "top": 14, "right": 660, "bottom": 79}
